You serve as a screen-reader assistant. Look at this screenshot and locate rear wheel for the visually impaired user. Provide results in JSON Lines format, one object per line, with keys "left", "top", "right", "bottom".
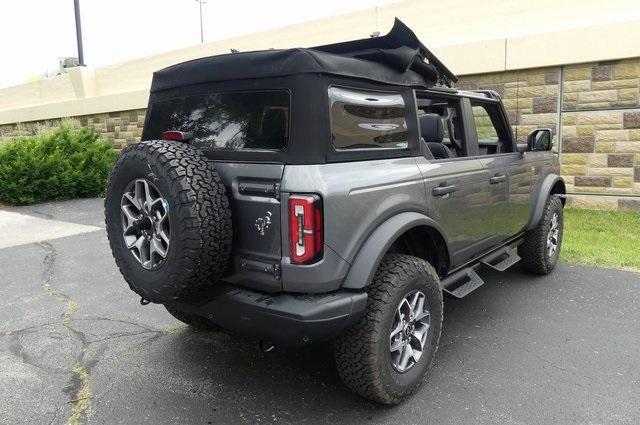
{"left": 105, "top": 140, "right": 232, "bottom": 303}
{"left": 334, "top": 254, "right": 443, "bottom": 405}
{"left": 518, "top": 195, "right": 564, "bottom": 274}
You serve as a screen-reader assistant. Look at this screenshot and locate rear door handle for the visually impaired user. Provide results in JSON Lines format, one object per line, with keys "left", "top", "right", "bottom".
{"left": 432, "top": 184, "right": 458, "bottom": 196}
{"left": 489, "top": 174, "right": 507, "bottom": 184}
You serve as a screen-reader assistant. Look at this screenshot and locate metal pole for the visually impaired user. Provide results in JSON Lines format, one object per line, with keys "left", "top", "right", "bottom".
{"left": 195, "top": 0, "right": 206, "bottom": 43}
{"left": 73, "top": 0, "right": 85, "bottom": 65}
{"left": 199, "top": 0, "right": 203, "bottom": 43}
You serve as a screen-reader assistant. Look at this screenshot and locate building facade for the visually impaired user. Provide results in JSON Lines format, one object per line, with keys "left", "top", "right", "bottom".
{"left": 1, "top": 0, "right": 640, "bottom": 209}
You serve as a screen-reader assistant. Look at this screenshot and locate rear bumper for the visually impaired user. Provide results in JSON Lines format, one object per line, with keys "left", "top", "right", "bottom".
{"left": 167, "top": 284, "right": 368, "bottom": 347}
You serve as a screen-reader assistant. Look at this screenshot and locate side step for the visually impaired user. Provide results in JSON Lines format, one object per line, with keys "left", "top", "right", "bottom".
{"left": 441, "top": 267, "right": 484, "bottom": 299}
{"left": 480, "top": 246, "right": 521, "bottom": 272}
{"left": 441, "top": 245, "right": 521, "bottom": 298}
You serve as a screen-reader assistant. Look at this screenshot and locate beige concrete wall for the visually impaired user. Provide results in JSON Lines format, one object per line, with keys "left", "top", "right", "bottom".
{"left": 2, "top": 0, "right": 640, "bottom": 125}
{"left": 3, "top": 55, "right": 640, "bottom": 209}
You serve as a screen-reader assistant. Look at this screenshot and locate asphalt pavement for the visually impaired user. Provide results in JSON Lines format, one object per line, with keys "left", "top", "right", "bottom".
{"left": 1, "top": 198, "right": 639, "bottom": 425}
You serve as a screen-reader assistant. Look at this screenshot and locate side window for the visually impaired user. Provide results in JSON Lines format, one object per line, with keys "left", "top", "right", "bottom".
{"left": 471, "top": 102, "right": 512, "bottom": 155}
{"left": 329, "top": 86, "right": 408, "bottom": 150}
{"left": 415, "top": 94, "right": 464, "bottom": 160}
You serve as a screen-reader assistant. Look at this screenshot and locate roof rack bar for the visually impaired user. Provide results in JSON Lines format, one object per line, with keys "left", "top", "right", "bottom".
{"left": 472, "top": 89, "right": 502, "bottom": 100}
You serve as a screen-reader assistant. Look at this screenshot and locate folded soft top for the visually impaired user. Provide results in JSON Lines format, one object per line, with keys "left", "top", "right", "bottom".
{"left": 150, "top": 19, "right": 457, "bottom": 93}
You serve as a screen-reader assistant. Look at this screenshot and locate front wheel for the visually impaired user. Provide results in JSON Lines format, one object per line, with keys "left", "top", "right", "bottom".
{"left": 334, "top": 254, "right": 443, "bottom": 405}
{"left": 518, "top": 195, "right": 564, "bottom": 274}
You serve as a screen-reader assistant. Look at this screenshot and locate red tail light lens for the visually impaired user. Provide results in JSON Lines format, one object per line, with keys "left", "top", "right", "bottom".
{"left": 160, "top": 131, "right": 193, "bottom": 142}
{"left": 288, "top": 194, "right": 323, "bottom": 264}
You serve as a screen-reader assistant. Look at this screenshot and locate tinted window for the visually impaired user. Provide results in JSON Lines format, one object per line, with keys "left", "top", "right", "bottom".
{"left": 146, "top": 90, "right": 289, "bottom": 151}
{"left": 329, "top": 87, "right": 408, "bottom": 150}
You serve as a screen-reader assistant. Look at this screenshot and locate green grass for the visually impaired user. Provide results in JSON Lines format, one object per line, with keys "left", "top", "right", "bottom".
{"left": 562, "top": 208, "right": 640, "bottom": 271}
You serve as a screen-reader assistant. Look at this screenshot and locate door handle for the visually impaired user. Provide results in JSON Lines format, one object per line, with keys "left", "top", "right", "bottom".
{"left": 433, "top": 184, "right": 458, "bottom": 196}
{"left": 489, "top": 174, "right": 507, "bottom": 184}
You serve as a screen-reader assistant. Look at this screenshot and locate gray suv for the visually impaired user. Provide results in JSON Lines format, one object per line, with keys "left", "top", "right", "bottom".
{"left": 104, "top": 19, "right": 566, "bottom": 404}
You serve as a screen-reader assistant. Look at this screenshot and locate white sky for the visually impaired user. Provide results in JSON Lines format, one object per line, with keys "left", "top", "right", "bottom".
{"left": 0, "top": 0, "right": 396, "bottom": 88}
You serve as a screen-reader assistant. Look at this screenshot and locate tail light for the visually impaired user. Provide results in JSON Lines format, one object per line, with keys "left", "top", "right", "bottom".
{"left": 288, "top": 194, "right": 323, "bottom": 264}
{"left": 161, "top": 131, "right": 193, "bottom": 142}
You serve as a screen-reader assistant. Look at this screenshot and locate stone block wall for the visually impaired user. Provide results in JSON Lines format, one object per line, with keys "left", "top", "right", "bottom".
{"left": 1, "top": 58, "right": 639, "bottom": 209}
{"left": 0, "top": 109, "right": 146, "bottom": 149}
{"left": 458, "top": 57, "right": 640, "bottom": 209}
{"left": 457, "top": 67, "right": 561, "bottom": 145}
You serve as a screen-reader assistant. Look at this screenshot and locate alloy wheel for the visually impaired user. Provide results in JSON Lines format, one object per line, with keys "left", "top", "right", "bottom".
{"left": 389, "top": 290, "right": 431, "bottom": 373}
{"left": 546, "top": 212, "right": 560, "bottom": 258}
{"left": 120, "top": 179, "right": 170, "bottom": 270}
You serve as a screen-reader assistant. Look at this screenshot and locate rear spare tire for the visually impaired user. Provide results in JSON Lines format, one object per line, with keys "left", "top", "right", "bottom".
{"left": 105, "top": 140, "right": 232, "bottom": 303}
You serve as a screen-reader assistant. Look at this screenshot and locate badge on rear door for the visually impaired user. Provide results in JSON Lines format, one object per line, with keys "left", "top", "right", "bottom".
{"left": 255, "top": 211, "right": 272, "bottom": 236}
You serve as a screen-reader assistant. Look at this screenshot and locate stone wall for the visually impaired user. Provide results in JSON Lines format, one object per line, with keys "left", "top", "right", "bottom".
{"left": 1, "top": 58, "right": 639, "bottom": 209}
{"left": 458, "top": 57, "right": 640, "bottom": 209}
{"left": 0, "top": 109, "right": 146, "bottom": 149}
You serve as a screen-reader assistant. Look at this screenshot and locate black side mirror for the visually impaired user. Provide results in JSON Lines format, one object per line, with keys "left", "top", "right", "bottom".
{"left": 527, "top": 128, "right": 553, "bottom": 151}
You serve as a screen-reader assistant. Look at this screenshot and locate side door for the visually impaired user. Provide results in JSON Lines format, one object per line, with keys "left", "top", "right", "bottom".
{"left": 414, "top": 92, "right": 497, "bottom": 268}
{"left": 468, "top": 99, "right": 535, "bottom": 241}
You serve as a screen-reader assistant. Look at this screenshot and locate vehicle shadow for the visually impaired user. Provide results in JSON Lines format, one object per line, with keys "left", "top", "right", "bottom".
{"left": 138, "top": 268, "right": 532, "bottom": 424}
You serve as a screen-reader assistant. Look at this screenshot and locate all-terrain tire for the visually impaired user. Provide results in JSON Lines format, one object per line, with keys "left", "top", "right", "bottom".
{"left": 105, "top": 140, "right": 232, "bottom": 303}
{"left": 165, "top": 304, "right": 221, "bottom": 331}
{"left": 334, "top": 254, "right": 443, "bottom": 405}
{"left": 518, "top": 195, "right": 563, "bottom": 275}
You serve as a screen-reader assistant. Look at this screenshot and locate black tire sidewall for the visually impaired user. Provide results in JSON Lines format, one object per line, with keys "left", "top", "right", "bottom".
{"left": 105, "top": 141, "right": 232, "bottom": 303}
{"left": 375, "top": 260, "right": 443, "bottom": 400}
{"left": 518, "top": 195, "right": 564, "bottom": 275}
{"left": 106, "top": 148, "right": 185, "bottom": 302}
{"left": 540, "top": 197, "right": 564, "bottom": 272}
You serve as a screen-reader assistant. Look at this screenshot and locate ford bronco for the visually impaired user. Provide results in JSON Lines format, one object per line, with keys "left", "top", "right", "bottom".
{"left": 104, "top": 19, "right": 566, "bottom": 404}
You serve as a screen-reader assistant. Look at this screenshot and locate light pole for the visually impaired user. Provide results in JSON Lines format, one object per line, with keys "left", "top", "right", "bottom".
{"left": 73, "top": 0, "right": 85, "bottom": 65}
{"left": 195, "top": 0, "right": 206, "bottom": 43}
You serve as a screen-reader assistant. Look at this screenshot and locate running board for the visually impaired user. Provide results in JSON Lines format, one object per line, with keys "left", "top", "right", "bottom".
{"left": 480, "top": 246, "right": 521, "bottom": 272}
{"left": 441, "top": 267, "right": 484, "bottom": 299}
{"left": 441, "top": 245, "right": 521, "bottom": 298}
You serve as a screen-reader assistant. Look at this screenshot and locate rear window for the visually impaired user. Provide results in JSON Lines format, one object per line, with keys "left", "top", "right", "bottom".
{"left": 329, "top": 86, "right": 408, "bottom": 150}
{"left": 146, "top": 90, "right": 289, "bottom": 151}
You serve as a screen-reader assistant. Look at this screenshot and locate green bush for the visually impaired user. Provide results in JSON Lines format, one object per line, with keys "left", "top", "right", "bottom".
{"left": 0, "top": 122, "right": 117, "bottom": 205}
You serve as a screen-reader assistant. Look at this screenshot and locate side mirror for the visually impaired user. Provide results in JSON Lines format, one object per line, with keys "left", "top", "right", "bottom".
{"left": 527, "top": 128, "right": 553, "bottom": 151}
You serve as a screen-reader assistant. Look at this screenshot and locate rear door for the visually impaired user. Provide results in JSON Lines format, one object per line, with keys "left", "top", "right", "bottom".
{"left": 212, "top": 162, "right": 284, "bottom": 293}
{"left": 144, "top": 89, "right": 290, "bottom": 292}
{"left": 415, "top": 92, "right": 497, "bottom": 268}
{"left": 416, "top": 156, "right": 494, "bottom": 267}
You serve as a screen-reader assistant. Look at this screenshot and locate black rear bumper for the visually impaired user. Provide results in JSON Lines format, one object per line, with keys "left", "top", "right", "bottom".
{"left": 167, "top": 284, "right": 368, "bottom": 347}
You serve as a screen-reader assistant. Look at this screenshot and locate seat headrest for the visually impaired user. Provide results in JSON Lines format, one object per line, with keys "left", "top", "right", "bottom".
{"left": 426, "top": 142, "right": 450, "bottom": 159}
{"left": 419, "top": 113, "right": 444, "bottom": 143}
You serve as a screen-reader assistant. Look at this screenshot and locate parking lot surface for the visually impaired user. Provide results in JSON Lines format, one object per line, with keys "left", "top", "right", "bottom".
{"left": 1, "top": 198, "right": 639, "bottom": 424}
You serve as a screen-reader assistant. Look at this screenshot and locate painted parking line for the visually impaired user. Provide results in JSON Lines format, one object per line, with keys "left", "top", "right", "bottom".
{"left": 0, "top": 210, "right": 101, "bottom": 249}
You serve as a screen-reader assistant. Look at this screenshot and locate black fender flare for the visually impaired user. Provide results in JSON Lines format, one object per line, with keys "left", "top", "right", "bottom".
{"left": 526, "top": 174, "right": 566, "bottom": 230}
{"left": 342, "top": 212, "right": 450, "bottom": 289}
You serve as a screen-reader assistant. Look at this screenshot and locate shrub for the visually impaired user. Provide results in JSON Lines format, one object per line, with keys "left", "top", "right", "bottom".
{"left": 0, "top": 122, "right": 117, "bottom": 205}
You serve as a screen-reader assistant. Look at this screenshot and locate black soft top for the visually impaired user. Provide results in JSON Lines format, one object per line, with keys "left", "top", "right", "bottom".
{"left": 150, "top": 19, "right": 457, "bottom": 93}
